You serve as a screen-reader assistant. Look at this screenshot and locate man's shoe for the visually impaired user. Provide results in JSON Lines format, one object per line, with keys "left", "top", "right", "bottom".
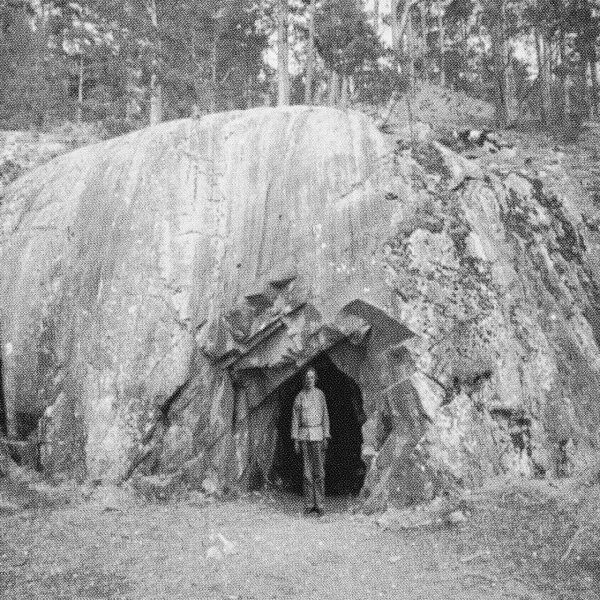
{"left": 315, "top": 508, "right": 325, "bottom": 517}
{"left": 303, "top": 507, "right": 314, "bottom": 516}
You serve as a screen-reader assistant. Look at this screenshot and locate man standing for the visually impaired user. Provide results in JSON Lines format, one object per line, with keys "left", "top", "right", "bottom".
{"left": 291, "top": 367, "right": 330, "bottom": 516}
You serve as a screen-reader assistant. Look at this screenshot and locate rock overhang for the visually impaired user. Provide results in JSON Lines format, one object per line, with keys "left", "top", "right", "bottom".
{"left": 0, "top": 105, "right": 425, "bottom": 487}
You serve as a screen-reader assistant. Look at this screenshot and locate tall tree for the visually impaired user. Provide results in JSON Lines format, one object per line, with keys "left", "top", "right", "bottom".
{"left": 315, "top": 0, "right": 382, "bottom": 105}
{"left": 277, "top": 0, "right": 290, "bottom": 105}
{"left": 305, "top": 0, "right": 316, "bottom": 104}
{"left": 436, "top": 1, "right": 447, "bottom": 86}
{"left": 82, "top": 0, "right": 267, "bottom": 120}
{"left": 84, "top": 0, "right": 164, "bottom": 124}
{"left": 391, "top": 0, "right": 417, "bottom": 62}
{"left": 572, "top": 0, "right": 600, "bottom": 119}
{"left": 373, "top": 0, "right": 380, "bottom": 34}
{"left": 146, "top": 0, "right": 162, "bottom": 124}
{"left": 0, "top": 0, "right": 70, "bottom": 128}
{"left": 482, "top": 0, "right": 513, "bottom": 126}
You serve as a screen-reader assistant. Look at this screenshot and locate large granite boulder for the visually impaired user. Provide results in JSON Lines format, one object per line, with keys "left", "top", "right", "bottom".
{"left": 2, "top": 106, "right": 600, "bottom": 509}
{"left": 0, "top": 108, "right": 422, "bottom": 501}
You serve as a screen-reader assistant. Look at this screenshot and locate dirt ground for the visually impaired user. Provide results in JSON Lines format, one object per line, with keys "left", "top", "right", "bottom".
{"left": 1, "top": 480, "right": 598, "bottom": 600}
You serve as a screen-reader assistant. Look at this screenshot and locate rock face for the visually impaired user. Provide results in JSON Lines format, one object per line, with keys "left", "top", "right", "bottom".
{"left": 0, "top": 127, "right": 102, "bottom": 196}
{"left": 396, "top": 141, "right": 600, "bottom": 488}
{"left": 0, "top": 107, "right": 422, "bottom": 503}
{"left": 2, "top": 106, "right": 600, "bottom": 508}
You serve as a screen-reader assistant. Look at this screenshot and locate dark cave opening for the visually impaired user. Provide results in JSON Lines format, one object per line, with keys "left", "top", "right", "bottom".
{"left": 14, "top": 411, "right": 42, "bottom": 440}
{"left": 270, "top": 352, "right": 366, "bottom": 496}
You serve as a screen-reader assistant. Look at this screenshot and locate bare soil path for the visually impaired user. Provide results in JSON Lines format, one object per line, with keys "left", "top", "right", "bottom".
{"left": 1, "top": 486, "right": 583, "bottom": 600}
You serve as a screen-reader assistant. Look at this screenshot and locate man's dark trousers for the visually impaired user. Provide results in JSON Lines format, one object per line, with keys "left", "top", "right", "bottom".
{"left": 301, "top": 440, "right": 325, "bottom": 511}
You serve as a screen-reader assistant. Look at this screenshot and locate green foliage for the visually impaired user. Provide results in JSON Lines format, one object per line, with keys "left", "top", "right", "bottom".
{"left": 0, "top": 0, "right": 270, "bottom": 130}
{"left": 315, "top": 0, "right": 381, "bottom": 76}
{"left": 311, "top": 0, "right": 400, "bottom": 104}
{"left": 4, "top": 0, "right": 600, "bottom": 132}
{"left": 0, "top": 2, "right": 65, "bottom": 128}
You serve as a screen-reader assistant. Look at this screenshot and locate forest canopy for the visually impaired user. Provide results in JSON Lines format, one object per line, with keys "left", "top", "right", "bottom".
{"left": 1, "top": 0, "right": 600, "bottom": 133}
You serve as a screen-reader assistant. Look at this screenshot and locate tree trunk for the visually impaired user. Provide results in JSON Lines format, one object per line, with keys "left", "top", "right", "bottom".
{"left": 211, "top": 28, "right": 218, "bottom": 113}
{"left": 407, "top": 10, "right": 416, "bottom": 94}
{"left": 305, "top": 0, "right": 316, "bottom": 105}
{"left": 149, "top": 75, "right": 162, "bottom": 125}
{"left": 491, "top": 26, "right": 507, "bottom": 126}
{"left": 461, "top": 20, "right": 468, "bottom": 88}
{"left": 314, "top": 80, "right": 327, "bottom": 105}
{"left": 373, "top": 0, "right": 380, "bottom": 34}
{"left": 391, "top": 0, "right": 415, "bottom": 65}
{"left": 277, "top": 0, "right": 290, "bottom": 106}
{"left": 590, "top": 58, "right": 599, "bottom": 119}
{"left": 559, "top": 32, "right": 570, "bottom": 120}
{"left": 147, "top": 0, "right": 162, "bottom": 126}
{"left": 420, "top": 3, "right": 428, "bottom": 82}
{"left": 328, "top": 70, "right": 340, "bottom": 106}
{"left": 580, "top": 59, "right": 591, "bottom": 119}
{"left": 340, "top": 76, "right": 349, "bottom": 107}
{"left": 349, "top": 75, "right": 356, "bottom": 102}
{"left": 125, "top": 62, "right": 141, "bottom": 121}
{"left": 0, "top": 325, "right": 16, "bottom": 439}
{"left": 489, "top": 0, "right": 508, "bottom": 127}
{"left": 190, "top": 30, "right": 201, "bottom": 116}
{"left": 535, "top": 29, "right": 552, "bottom": 124}
{"left": 77, "top": 54, "right": 84, "bottom": 123}
{"left": 506, "top": 57, "right": 517, "bottom": 124}
{"left": 549, "top": 37, "right": 556, "bottom": 121}
{"left": 438, "top": 7, "right": 445, "bottom": 86}
{"left": 534, "top": 30, "right": 545, "bottom": 123}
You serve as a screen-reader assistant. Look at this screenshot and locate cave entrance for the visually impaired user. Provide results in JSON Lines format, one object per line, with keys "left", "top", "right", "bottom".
{"left": 269, "top": 352, "right": 366, "bottom": 497}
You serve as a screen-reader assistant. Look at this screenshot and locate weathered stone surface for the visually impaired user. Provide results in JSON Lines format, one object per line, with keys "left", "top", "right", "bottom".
{"left": 131, "top": 473, "right": 183, "bottom": 502}
{"left": 376, "top": 496, "right": 466, "bottom": 530}
{"left": 0, "top": 442, "right": 18, "bottom": 477}
{"left": 0, "top": 495, "right": 19, "bottom": 515}
{"left": 3, "top": 105, "right": 600, "bottom": 507}
{"left": 86, "top": 484, "right": 139, "bottom": 512}
{"left": 0, "top": 126, "right": 102, "bottom": 195}
{"left": 389, "top": 137, "right": 600, "bottom": 488}
{"left": 1, "top": 107, "right": 414, "bottom": 494}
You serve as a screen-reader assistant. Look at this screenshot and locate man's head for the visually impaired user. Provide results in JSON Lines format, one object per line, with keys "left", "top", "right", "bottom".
{"left": 304, "top": 367, "right": 317, "bottom": 389}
